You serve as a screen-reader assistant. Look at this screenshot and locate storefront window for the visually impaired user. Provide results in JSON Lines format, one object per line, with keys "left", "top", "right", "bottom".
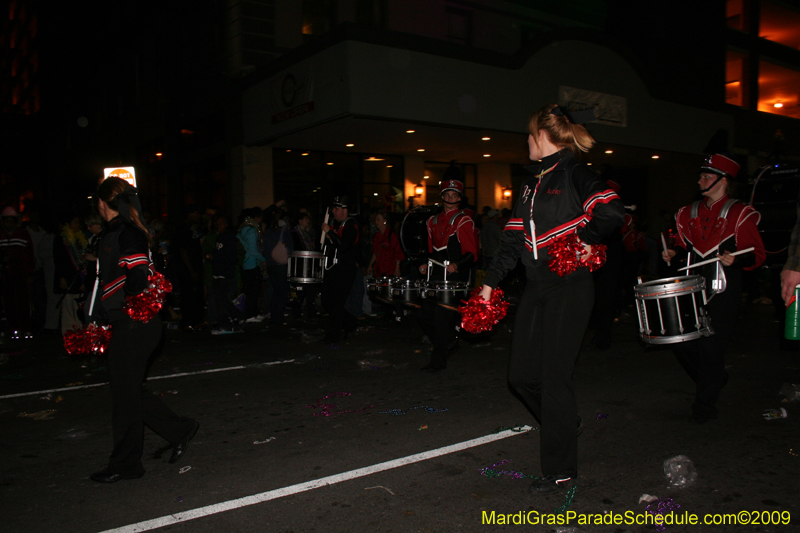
{"left": 273, "top": 149, "right": 404, "bottom": 216}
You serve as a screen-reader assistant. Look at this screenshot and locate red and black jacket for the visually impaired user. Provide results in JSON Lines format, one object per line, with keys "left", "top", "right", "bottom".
{"left": 484, "top": 149, "right": 624, "bottom": 286}
{"left": 88, "top": 217, "right": 153, "bottom": 324}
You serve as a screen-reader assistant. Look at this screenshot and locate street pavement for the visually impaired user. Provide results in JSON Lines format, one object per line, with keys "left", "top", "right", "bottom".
{"left": 1, "top": 291, "right": 799, "bottom": 533}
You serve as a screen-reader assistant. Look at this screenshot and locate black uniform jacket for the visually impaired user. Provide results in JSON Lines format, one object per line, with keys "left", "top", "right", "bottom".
{"left": 88, "top": 217, "right": 153, "bottom": 324}
{"left": 484, "top": 149, "right": 624, "bottom": 286}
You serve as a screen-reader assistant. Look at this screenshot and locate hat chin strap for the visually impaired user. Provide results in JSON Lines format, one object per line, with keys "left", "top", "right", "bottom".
{"left": 700, "top": 174, "right": 724, "bottom": 193}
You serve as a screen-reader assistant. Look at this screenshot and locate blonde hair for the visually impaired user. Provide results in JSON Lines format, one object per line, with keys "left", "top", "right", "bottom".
{"left": 528, "top": 103, "right": 595, "bottom": 154}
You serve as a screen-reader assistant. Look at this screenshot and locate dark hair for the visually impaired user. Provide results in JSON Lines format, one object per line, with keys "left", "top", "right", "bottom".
{"left": 97, "top": 177, "right": 150, "bottom": 243}
{"left": 84, "top": 212, "right": 104, "bottom": 227}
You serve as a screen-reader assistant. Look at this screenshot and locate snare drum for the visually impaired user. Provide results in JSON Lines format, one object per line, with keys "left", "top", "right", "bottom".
{"left": 391, "top": 278, "right": 423, "bottom": 308}
{"left": 287, "top": 251, "right": 325, "bottom": 284}
{"left": 421, "top": 281, "right": 470, "bottom": 311}
{"left": 634, "top": 275, "right": 713, "bottom": 344}
{"left": 367, "top": 276, "right": 395, "bottom": 303}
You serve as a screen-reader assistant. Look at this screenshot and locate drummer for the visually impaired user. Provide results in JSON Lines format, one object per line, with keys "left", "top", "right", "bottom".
{"left": 662, "top": 154, "right": 765, "bottom": 423}
{"left": 321, "top": 196, "right": 360, "bottom": 343}
{"left": 418, "top": 174, "right": 478, "bottom": 372}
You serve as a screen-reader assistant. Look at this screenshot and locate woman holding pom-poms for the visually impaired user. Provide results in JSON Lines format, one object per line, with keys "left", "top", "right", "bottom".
{"left": 88, "top": 176, "right": 199, "bottom": 483}
{"left": 478, "top": 104, "right": 624, "bottom": 495}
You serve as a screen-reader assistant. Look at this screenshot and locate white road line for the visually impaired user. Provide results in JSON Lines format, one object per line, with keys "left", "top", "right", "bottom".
{"left": 98, "top": 426, "right": 534, "bottom": 533}
{"left": 0, "top": 361, "right": 294, "bottom": 400}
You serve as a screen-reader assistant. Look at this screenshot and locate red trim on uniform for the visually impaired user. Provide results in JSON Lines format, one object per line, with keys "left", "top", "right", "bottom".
{"left": 118, "top": 254, "right": 150, "bottom": 268}
{"left": 583, "top": 189, "right": 620, "bottom": 216}
{"left": 102, "top": 275, "right": 126, "bottom": 300}
{"left": 535, "top": 215, "right": 589, "bottom": 248}
{"left": 503, "top": 218, "right": 525, "bottom": 231}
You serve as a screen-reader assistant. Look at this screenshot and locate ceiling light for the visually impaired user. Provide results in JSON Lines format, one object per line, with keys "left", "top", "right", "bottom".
{"left": 417, "top": 149, "right": 425, "bottom": 152}
{"left": 155, "top": 152, "right": 163, "bottom": 157}
{"left": 346, "top": 143, "right": 354, "bottom": 147}
{"left": 373, "top": 193, "right": 378, "bottom": 196}
{"left": 774, "top": 102, "right": 784, "bottom": 108}
{"left": 406, "top": 130, "right": 415, "bottom": 133}
{"left": 482, "top": 137, "right": 491, "bottom": 141}
{"left": 327, "top": 162, "right": 334, "bottom": 166}
{"left": 301, "top": 152, "right": 309, "bottom": 156}
{"left": 286, "top": 149, "right": 291, "bottom": 152}
{"left": 587, "top": 163, "right": 592, "bottom": 166}
{"left": 483, "top": 154, "right": 491, "bottom": 157}
{"left": 364, "top": 157, "right": 384, "bottom": 161}
{"left": 652, "top": 155, "right": 660, "bottom": 159}
{"left": 605, "top": 150, "right": 613, "bottom": 154}
{"left": 423, "top": 175, "right": 429, "bottom": 179}
{"left": 386, "top": 165, "right": 393, "bottom": 168}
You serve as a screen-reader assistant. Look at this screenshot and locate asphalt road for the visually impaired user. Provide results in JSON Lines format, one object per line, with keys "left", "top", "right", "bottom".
{"left": 1, "top": 294, "right": 799, "bottom": 533}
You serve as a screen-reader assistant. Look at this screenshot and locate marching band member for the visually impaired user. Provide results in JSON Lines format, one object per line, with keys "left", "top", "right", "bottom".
{"left": 89, "top": 177, "right": 198, "bottom": 483}
{"left": 321, "top": 195, "right": 360, "bottom": 343}
{"left": 663, "top": 154, "right": 765, "bottom": 423}
{"left": 418, "top": 176, "right": 477, "bottom": 372}
{"left": 479, "top": 103, "right": 624, "bottom": 494}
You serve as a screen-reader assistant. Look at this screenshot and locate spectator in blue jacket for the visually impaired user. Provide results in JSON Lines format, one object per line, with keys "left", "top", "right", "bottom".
{"left": 237, "top": 207, "right": 265, "bottom": 321}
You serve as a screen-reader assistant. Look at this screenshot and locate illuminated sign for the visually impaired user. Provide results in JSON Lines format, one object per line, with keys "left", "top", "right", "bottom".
{"left": 104, "top": 167, "right": 136, "bottom": 187}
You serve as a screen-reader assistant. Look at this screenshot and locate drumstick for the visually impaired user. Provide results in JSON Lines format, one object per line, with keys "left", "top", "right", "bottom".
{"left": 661, "top": 233, "right": 670, "bottom": 266}
{"left": 428, "top": 258, "right": 447, "bottom": 268}
{"left": 320, "top": 208, "right": 329, "bottom": 245}
{"left": 677, "top": 247, "right": 755, "bottom": 271}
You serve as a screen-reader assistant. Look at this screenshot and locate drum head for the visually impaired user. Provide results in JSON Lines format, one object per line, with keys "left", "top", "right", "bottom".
{"left": 400, "top": 206, "right": 437, "bottom": 259}
{"left": 634, "top": 275, "right": 704, "bottom": 299}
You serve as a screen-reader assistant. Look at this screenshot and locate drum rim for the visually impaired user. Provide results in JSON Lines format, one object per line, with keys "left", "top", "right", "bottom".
{"left": 634, "top": 275, "right": 705, "bottom": 299}
{"left": 641, "top": 329, "right": 710, "bottom": 344}
{"left": 290, "top": 250, "right": 325, "bottom": 257}
{"left": 429, "top": 281, "right": 469, "bottom": 289}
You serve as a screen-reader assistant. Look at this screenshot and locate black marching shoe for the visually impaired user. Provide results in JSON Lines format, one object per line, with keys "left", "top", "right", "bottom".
{"left": 90, "top": 468, "right": 145, "bottom": 483}
{"left": 530, "top": 475, "right": 575, "bottom": 495}
{"left": 170, "top": 420, "right": 200, "bottom": 464}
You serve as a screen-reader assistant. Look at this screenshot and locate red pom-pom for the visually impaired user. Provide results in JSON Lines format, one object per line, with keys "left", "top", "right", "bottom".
{"left": 124, "top": 271, "right": 173, "bottom": 323}
{"left": 63, "top": 323, "right": 113, "bottom": 356}
{"left": 547, "top": 233, "right": 583, "bottom": 277}
{"left": 583, "top": 242, "right": 607, "bottom": 272}
{"left": 459, "top": 288, "right": 509, "bottom": 334}
{"left": 546, "top": 233, "right": 608, "bottom": 276}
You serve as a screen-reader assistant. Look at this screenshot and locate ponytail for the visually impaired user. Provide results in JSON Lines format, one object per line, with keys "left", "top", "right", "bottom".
{"left": 528, "top": 103, "right": 596, "bottom": 155}
{"left": 97, "top": 176, "right": 151, "bottom": 245}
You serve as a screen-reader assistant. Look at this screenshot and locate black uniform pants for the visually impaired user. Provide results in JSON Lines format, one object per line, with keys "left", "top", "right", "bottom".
{"left": 671, "top": 269, "right": 742, "bottom": 418}
{"left": 106, "top": 315, "right": 194, "bottom": 475}
{"left": 417, "top": 298, "right": 460, "bottom": 367}
{"left": 322, "top": 265, "right": 358, "bottom": 340}
{"left": 508, "top": 274, "right": 593, "bottom": 479}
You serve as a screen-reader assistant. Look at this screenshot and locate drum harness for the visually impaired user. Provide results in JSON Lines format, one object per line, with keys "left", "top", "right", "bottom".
{"left": 323, "top": 216, "right": 358, "bottom": 271}
{"left": 686, "top": 198, "right": 738, "bottom": 300}
{"left": 428, "top": 209, "right": 472, "bottom": 286}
